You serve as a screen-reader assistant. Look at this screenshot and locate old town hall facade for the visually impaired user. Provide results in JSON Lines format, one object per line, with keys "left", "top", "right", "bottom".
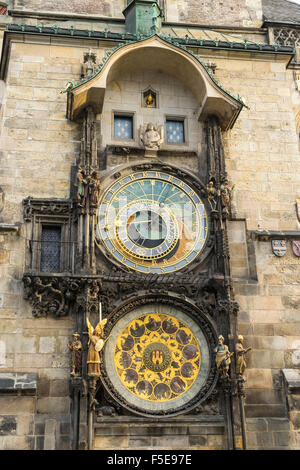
{"left": 0, "top": 0, "right": 300, "bottom": 450}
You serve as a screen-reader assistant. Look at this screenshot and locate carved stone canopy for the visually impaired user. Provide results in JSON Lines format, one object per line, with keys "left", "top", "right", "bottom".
{"left": 67, "top": 35, "right": 243, "bottom": 130}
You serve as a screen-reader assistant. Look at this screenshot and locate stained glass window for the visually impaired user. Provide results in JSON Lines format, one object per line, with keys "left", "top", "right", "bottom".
{"left": 114, "top": 115, "right": 133, "bottom": 139}
{"left": 166, "top": 120, "right": 185, "bottom": 143}
{"left": 40, "top": 226, "right": 61, "bottom": 272}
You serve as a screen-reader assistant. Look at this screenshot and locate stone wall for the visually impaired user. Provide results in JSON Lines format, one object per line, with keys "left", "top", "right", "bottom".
{"left": 11, "top": 0, "right": 125, "bottom": 17}
{"left": 102, "top": 69, "right": 202, "bottom": 155}
{"left": 94, "top": 417, "right": 225, "bottom": 450}
{"left": 0, "top": 40, "right": 85, "bottom": 449}
{"left": 0, "top": 31, "right": 300, "bottom": 450}
{"left": 218, "top": 54, "right": 300, "bottom": 448}
{"left": 11, "top": 0, "right": 263, "bottom": 27}
{"left": 166, "top": 0, "right": 263, "bottom": 27}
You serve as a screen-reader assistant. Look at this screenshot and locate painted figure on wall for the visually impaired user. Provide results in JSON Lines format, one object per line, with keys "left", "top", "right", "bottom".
{"left": 86, "top": 317, "right": 107, "bottom": 376}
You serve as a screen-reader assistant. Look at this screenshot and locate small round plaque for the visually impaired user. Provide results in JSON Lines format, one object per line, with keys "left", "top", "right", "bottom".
{"left": 143, "top": 342, "right": 171, "bottom": 372}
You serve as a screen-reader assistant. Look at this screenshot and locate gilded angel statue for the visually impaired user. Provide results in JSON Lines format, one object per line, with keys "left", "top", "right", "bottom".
{"left": 86, "top": 317, "right": 108, "bottom": 376}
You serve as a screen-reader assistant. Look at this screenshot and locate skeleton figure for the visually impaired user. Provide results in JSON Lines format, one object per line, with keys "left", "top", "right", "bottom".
{"left": 206, "top": 180, "right": 219, "bottom": 212}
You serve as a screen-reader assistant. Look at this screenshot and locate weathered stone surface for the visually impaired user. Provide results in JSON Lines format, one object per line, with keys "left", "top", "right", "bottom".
{"left": 0, "top": 416, "right": 17, "bottom": 435}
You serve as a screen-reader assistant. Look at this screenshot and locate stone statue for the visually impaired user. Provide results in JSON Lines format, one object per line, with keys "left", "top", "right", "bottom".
{"left": 220, "top": 179, "right": 235, "bottom": 217}
{"left": 86, "top": 317, "right": 107, "bottom": 377}
{"left": 214, "top": 335, "right": 233, "bottom": 377}
{"left": 206, "top": 180, "right": 220, "bottom": 212}
{"left": 88, "top": 171, "right": 101, "bottom": 207}
{"left": 76, "top": 169, "right": 88, "bottom": 207}
{"left": 81, "top": 50, "right": 97, "bottom": 78}
{"left": 140, "top": 123, "right": 164, "bottom": 150}
{"left": 235, "top": 335, "right": 251, "bottom": 376}
{"left": 67, "top": 333, "right": 82, "bottom": 377}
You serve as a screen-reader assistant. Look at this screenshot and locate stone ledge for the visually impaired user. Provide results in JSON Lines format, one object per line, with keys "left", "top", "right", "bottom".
{"left": 282, "top": 369, "right": 300, "bottom": 393}
{"left": 0, "top": 224, "right": 21, "bottom": 234}
{"left": 0, "top": 373, "right": 37, "bottom": 394}
{"left": 95, "top": 415, "right": 224, "bottom": 425}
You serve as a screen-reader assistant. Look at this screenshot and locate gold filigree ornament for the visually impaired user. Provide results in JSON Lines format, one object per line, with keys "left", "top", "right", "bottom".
{"left": 114, "top": 313, "right": 201, "bottom": 402}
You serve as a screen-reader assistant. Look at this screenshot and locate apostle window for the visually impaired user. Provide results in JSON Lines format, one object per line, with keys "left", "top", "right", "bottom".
{"left": 114, "top": 114, "right": 133, "bottom": 140}
{"left": 166, "top": 119, "right": 185, "bottom": 144}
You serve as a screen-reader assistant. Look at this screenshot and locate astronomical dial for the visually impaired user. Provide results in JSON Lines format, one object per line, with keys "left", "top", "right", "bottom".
{"left": 97, "top": 170, "right": 208, "bottom": 274}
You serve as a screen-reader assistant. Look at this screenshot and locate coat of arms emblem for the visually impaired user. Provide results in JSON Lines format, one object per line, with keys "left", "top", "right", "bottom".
{"left": 296, "top": 198, "right": 300, "bottom": 223}
{"left": 271, "top": 240, "right": 286, "bottom": 257}
{"left": 292, "top": 241, "right": 300, "bottom": 257}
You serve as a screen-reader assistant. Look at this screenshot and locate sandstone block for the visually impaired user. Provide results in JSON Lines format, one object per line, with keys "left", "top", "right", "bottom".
{"left": 36, "top": 397, "right": 70, "bottom": 414}
{"left": 245, "top": 369, "right": 273, "bottom": 388}
{"left": 39, "top": 337, "right": 55, "bottom": 354}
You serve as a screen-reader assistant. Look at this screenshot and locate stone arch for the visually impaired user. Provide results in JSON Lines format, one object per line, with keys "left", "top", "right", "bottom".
{"left": 67, "top": 35, "right": 243, "bottom": 130}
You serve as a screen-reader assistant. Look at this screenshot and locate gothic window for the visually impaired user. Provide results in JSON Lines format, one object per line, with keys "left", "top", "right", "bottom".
{"left": 23, "top": 198, "right": 73, "bottom": 273}
{"left": 166, "top": 119, "right": 185, "bottom": 144}
{"left": 114, "top": 114, "right": 133, "bottom": 139}
{"left": 40, "top": 226, "right": 62, "bottom": 273}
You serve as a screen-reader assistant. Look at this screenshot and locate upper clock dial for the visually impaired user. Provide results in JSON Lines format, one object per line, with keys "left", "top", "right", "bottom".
{"left": 97, "top": 170, "right": 208, "bottom": 274}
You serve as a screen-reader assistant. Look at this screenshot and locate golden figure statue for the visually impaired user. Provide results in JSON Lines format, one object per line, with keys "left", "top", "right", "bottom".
{"left": 235, "top": 335, "right": 251, "bottom": 376}
{"left": 214, "top": 335, "right": 233, "bottom": 377}
{"left": 86, "top": 317, "right": 107, "bottom": 376}
{"left": 145, "top": 92, "right": 155, "bottom": 108}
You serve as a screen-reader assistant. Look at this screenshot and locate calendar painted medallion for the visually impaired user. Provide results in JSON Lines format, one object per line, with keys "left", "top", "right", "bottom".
{"left": 96, "top": 170, "right": 208, "bottom": 274}
{"left": 101, "top": 298, "right": 216, "bottom": 417}
{"left": 114, "top": 313, "right": 201, "bottom": 402}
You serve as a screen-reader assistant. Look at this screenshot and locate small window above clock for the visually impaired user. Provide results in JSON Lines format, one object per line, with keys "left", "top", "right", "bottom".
{"left": 114, "top": 114, "right": 133, "bottom": 140}
{"left": 166, "top": 119, "right": 185, "bottom": 144}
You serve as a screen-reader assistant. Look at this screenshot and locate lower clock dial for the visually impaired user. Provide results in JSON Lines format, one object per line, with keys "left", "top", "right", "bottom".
{"left": 102, "top": 301, "right": 214, "bottom": 416}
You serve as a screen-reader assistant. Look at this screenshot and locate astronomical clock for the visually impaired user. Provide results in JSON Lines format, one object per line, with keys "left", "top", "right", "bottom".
{"left": 96, "top": 169, "right": 209, "bottom": 274}
{"left": 93, "top": 162, "right": 221, "bottom": 417}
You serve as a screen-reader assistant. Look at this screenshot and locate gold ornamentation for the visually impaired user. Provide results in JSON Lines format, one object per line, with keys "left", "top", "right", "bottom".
{"left": 87, "top": 317, "right": 107, "bottom": 377}
{"left": 235, "top": 335, "right": 251, "bottom": 377}
{"left": 114, "top": 313, "right": 201, "bottom": 402}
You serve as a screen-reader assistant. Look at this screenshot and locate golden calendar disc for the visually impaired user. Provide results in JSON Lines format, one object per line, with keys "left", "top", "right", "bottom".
{"left": 114, "top": 313, "right": 201, "bottom": 402}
